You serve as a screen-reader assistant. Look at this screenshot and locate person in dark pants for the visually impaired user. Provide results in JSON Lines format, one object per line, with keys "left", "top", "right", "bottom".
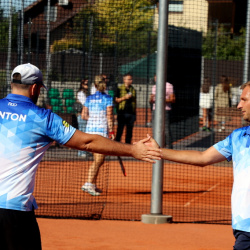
{"left": 115, "top": 73, "right": 136, "bottom": 144}
{"left": 0, "top": 63, "right": 162, "bottom": 250}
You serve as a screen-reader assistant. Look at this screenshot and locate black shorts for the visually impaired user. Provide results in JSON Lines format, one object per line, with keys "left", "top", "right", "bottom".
{"left": 233, "top": 229, "right": 250, "bottom": 250}
{"left": 0, "top": 208, "right": 41, "bottom": 250}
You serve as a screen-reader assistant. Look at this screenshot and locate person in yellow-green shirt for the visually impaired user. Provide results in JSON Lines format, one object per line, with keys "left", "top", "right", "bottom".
{"left": 115, "top": 73, "right": 136, "bottom": 144}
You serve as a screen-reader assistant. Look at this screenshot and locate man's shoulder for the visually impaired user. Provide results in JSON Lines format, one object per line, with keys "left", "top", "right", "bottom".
{"left": 232, "top": 126, "right": 249, "bottom": 135}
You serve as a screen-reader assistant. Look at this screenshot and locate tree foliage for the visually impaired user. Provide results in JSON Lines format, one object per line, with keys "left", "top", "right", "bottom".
{"left": 202, "top": 26, "right": 245, "bottom": 60}
{"left": 51, "top": 0, "right": 157, "bottom": 57}
{"left": 0, "top": 8, "right": 18, "bottom": 52}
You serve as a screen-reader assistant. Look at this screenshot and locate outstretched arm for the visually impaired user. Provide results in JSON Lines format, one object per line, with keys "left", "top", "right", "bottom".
{"left": 64, "top": 131, "right": 162, "bottom": 163}
{"left": 145, "top": 136, "right": 226, "bottom": 166}
{"left": 161, "top": 146, "right": 226, "bottom": 166}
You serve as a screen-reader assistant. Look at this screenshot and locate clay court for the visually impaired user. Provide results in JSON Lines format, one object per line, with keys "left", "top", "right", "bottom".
{"left": 31, "top": 106, "right": 236, "bottom": 249}
{"left": 38, "top": 218, "right": 234, "bottom": 249}
{"left": 33, "top": 157, "right": 234, "bottom": 249}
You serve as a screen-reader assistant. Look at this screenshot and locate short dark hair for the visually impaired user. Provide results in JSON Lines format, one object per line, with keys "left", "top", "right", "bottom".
{"left": 123, "top": 73, "right": 132, "bottom": 78}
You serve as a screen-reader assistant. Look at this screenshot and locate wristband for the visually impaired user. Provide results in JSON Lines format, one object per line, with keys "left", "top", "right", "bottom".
{"left": 109, "top": 131, "right": 115, "bottom": 138}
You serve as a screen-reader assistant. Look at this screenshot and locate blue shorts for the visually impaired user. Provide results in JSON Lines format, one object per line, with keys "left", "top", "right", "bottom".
{"left": 233, "top": 229, "right": 250, "bottom": 250}
{"left": 0, "top": 208, "right": 41, "bottom": 250}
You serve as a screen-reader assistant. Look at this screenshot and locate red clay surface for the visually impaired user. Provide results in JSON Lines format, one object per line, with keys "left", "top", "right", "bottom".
{"left": 38, "top": 218, "right": 235, "bottom": 250}
{"left": 34, "top": 161, "right": 233, "bottom": 222}
{"left": 35, "top": 107, "right": 236, "bottom": 248}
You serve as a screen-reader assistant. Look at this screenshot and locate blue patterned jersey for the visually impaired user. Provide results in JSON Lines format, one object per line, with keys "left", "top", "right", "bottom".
{"left": 84, "top": 91, "right": 113, "bottom": 137}
{"left": 214, "top": 126, "right": 250, "bottom": 232}
{"left": 0, "top": 94, "right": 76, "bottom": 211}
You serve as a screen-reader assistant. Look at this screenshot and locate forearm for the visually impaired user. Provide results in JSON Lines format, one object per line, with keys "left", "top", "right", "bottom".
{"left": 107, "top": 107, "right": 114, "bottom": 133}
{"left": 161, "top": 149, "right": 206, "bottom": 166}
{"left": 65, "top": 131, "right": 162, "bottom": 163}
{"left": 65, "top": 130, "right": 132, "bottom": 156}
{"left": 161, "top": 146, "right": 225, "bottom": 166}
{"left": 115, "top": 96, "right": 126, "bottom": 103}
{"left": 87, "top": 135, "right": 132, "bottom": 156}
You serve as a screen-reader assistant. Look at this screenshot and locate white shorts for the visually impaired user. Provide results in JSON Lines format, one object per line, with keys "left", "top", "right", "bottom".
{"left": 199, "top": 93, "right": 212, "bottom": 109}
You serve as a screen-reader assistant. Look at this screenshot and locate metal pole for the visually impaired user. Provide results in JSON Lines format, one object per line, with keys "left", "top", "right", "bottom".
{"left": 82, "top": 19, "right": 87, "bottom": 79}
{"left": 145, "top": 31, "right": 151, "bottom": 126}
{"left": 114, "top": 31, "right": 118, "bottom": 84}
{"left": 61, "top": 51, "right": 65, "bottom": 85}
{"left": 100, "top": 53, "right": 103, "bottom": 74}
{"left": 20, "top": 0, "right": 24, "bottom": 63}
{"left": 45, "top": 0, "right": 51, "bottom": 89}
{"left": 211, "top": 20, "right": 218, "bottom": 146}
{"left": 36, "top": 30, "right": 40, "bottom": 67}
{"left": 28, "top": 18, "right": 32, "bottom": 63}
{"left": 142, "top": 0, "right": 172, "bottom": 224}
{"left": 87, "top": 15, "right": 93, "bottom": 91}
{"left": 17, "top": 10, "right": 21, "bottom": 65}
{"left": 243, "top": 0, "right": 250, "bottom": 83}
{"left": 6, "top": 0, "right": 12, "bottom": 93}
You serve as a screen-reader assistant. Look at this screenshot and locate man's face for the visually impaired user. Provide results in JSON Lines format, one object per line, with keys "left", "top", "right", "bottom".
{"left": 237, "top": 86, "right": 250, "bottom": 122}
{"left": 123, "top": 75, "right": 133, "bottom": 88}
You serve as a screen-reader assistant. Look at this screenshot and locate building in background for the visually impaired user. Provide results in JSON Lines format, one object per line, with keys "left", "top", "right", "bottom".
{"left": 153, "top": 0, "right": 247, "bottom": 34}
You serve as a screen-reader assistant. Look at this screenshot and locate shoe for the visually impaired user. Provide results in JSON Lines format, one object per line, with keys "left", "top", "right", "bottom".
{"left": 202, "top": 126, "right": 211, "bottom": 132}
{"left": 81, "top": 184, "right": 101, "bottom": 196}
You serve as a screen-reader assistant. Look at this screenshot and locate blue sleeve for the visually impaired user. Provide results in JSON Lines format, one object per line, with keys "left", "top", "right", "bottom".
{"left": 107, "top": 95, "right": 113, "bottom": 107}
{"left": 213, "top": 134, "right": 232, "bottom": 161}
{"left": 46, "top": 112, "right": 76, "bottom": 145}
{"left": 84, "top": 97, "right": 90, "bottom": 109}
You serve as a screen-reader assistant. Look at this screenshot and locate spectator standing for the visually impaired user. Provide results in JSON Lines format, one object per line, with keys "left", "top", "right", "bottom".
{"left": 76, "top": 78, "right": 89, "bottom": 157}
{"left": 230, "top": 78, "right": 242, "bottom": 107}
{"left": 214, "top": 75, "right": 231, "bottom": 132}
{"left": 199, "top": 77, "right": 212, "bottom": 131}
{"left": 81, "top": 80, "right": 114, "bottom": 196}
{"left": 115, "top": 73, "right": 136, "bottom": 144}
{"left": 149, "top": 74, "right": 175, "bottom": 148}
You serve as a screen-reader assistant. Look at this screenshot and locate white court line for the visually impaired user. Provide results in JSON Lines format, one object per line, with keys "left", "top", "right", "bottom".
{"left": 184, "top": 183, "right": 220, "bottom": 207}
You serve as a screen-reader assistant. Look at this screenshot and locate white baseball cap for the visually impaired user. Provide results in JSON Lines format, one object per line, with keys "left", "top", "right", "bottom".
{"left": 11, "top": 63, "right": 47, "bottom": 90}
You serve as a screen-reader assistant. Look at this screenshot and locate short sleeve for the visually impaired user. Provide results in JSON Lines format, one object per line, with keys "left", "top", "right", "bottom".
{"left": 151, "top": 85, "right": 156, "bottom": 95}
{"left": 213, "top": 135, "right": 232, "bottom": 161}
{"left": 166, "top": 83, "right": 174, "bottom": 95}
{"left": 107, "top": 95, "right": 113, "bottom": 107}
{"left": 84, "top": 96, "right": 90, "bottom": 109}
{"left": 46, "top": 112, "right": 76, "bottom": 145}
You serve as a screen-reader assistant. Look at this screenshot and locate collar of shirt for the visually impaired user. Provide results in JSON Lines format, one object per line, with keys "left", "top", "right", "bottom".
{"left": 5, "top": 93, "right": 34, "bottom": 104}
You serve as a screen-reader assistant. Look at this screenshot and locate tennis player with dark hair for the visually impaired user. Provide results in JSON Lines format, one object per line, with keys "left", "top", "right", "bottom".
{"left": 147, "top": 82, "right": 250, "bottom": 250}
{"left": 0, "top": 63, "right": 161, "bottom": 250}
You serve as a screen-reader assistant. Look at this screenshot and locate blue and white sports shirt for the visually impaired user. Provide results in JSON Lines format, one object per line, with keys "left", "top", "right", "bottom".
{"left": 214, "top": 126, "right": 250, "bottom": 232}
{"left": 84, "top": 91, "right": 113, "bottom": 137}
{"left": 0, "top": 94, "right": 76, "bottom": 211}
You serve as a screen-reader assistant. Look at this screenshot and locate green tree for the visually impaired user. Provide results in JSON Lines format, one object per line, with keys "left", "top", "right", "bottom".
{"left": 51, "top": 0, "right": 156, "bottom": 57}
{"left": 202, "top": 26, "right": 245, "bottom": 60}
{"left": 0, "top": 7, "right": 18, "bottom": 52}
